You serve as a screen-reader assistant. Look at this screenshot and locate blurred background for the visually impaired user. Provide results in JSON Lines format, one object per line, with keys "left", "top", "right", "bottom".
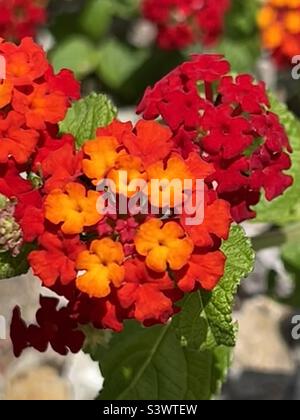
{"left": 1, "top": 0, "right": 300, "bottom": 400}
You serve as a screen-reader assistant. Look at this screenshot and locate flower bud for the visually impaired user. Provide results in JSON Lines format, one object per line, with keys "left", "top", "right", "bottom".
{"left": 0, "top": 194, "right": 23, "bottom": 256}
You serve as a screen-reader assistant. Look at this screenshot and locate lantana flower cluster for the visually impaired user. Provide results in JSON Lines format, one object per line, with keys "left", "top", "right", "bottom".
{"left": 0, "top": 37, "right": 79, "bottom": 256}
{"left": 137, "top": 54, "right": 293, "bottom": 222}
{"left": 6, "top": 46, "right": 292, "bottom": 357}
{"left": 12, "top": 116, "right": 233, "bottom": 356}
{"left": 257, "top": 0, "right": 300, "bottom": 67}
{"left": 0, "top": 0, "right": 46, "bottom": 41}
{"left": 141, "top": 0, "right": 230, "bottom": 50}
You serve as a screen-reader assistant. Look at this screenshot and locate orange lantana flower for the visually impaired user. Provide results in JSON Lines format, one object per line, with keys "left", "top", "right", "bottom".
{"left": 0, "top": 79, "right": 13, "bottom": 108}
{"left": 76, "top": 238, "right": 125, "bottom": 298}
{"left": 45, "top": 182, "right": 102, "bottom": 235}
{"left": 147, "top": 154, "right": 193, "bottom": 208}
{"left": 257, "top": 0, "right": 300, "bottom": 65}
{"left": 134, "top": 218, "right": 194, "bottom": 272}
{"left": 82, "top": 136, "right": 124, "bottom": 185}
{"left": 122, "top": 120, "right": 173, "bottom": 167}
{"left": 108, "top": 154, "right": 148, "bottom": 198}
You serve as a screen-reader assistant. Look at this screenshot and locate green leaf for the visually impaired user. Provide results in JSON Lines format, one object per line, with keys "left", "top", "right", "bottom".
{"left": 97, "top": 38, "right": 149, "bottom": 90}
{"left": 59, "top": 93, "right": 117, "bottom": 148}
{"left": 214, "top": 0, "right": 260, "bottom": 73}
{"left": 174, "top": 226, "right": 255, "bottom": 349}
{"left": 97, "top": 322, "right": 187, "bottom": 400}
{"left": 184, "top": 346, "right": 232, "bottom": 400}
{"left": 50, "top": 36, "right": 99, "bottom": 79}
{"left": 89, "top": 226, "right": 253, "bottom": 400}
{"left": 215, "top": 37, "right": 260, "bottom": 73}
{"left": 224, "top": 0, "right": 260, "bottom": 39}
{"left": 280, "top": 241, "right": 300, "bottom": 308}
{"left": 113, "top": 0, "right": 140, "bottom": 18}
{"left": 80, "top": 0, "right": 114, "bottom": 40}
{"left": 0, "top": 244, "right": 35, "bottom": 280}
{"left": 255, "top": 94, "right": 300, "bottom": 224}
{"left": 93, "top": 321, "right": 231, "bottom": 400}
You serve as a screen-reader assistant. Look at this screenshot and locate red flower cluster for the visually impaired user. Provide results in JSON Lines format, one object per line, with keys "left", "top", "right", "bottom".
{"left": 137, "top": 54, "right": 293, "bottom": 221}
{"left": 141, "top": 0, "right": 230, "bottom": 50}
{"left": 11, "top": 117, "right": 232, "bottom": 356}
{"left": 0, "top": 37, "right": 80, "bottom": 246}
{"left": 0, "top": 0, "right": 46, "bottom": 41}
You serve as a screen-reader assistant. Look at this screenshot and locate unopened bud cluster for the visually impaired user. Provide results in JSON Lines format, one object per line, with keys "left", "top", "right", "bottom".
{"left": 0, "top": 195, "right": 23, "bottom": 256}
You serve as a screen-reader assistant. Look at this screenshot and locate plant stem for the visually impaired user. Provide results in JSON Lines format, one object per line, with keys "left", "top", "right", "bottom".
{"left": 252, "top": 223, "right": 300, "bottom": 252}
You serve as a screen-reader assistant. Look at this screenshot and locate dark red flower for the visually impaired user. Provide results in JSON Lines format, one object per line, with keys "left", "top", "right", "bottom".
{"left": 69, "top": 290, "right": 127, "bottom": 333}
{"left": 10, "top": 297, "right": 85, "bottom": 357}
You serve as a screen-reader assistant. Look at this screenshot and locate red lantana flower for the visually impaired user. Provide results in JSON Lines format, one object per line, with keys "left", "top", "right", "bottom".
{"left": 142, "top": 0, "right": 230, "bottom": 50}
{"left": 137, "top": 54, "right": 293, "bottom": 222}
{"left": 0, "top": 0, "right": 46, "bottom": 41}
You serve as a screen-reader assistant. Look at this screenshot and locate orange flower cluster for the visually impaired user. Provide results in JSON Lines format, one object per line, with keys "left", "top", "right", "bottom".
{"left": 26, "top": 118, "right": 231, "bottom": 345}
{"left": 0, "top": 37, "right": 79, "bottom": 244}
{"left": 258, "top": 0, "right": 300, "bottom": 66}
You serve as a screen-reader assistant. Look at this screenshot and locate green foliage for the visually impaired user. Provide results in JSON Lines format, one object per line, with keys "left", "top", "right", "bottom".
{"left": 215, "top": 0, "right": 260, "bottom": 73}
{"left": 80, "top": 0, "right": 140, "bottom": 40}
{"left": 93, "top": 321, "right": 232, "bottom": 400}
{"left": 97, "top": 39, "right": 150, "bottom": 90}
{"left": 59, "top": 93, "right": 117, "bottom": 148}
{"left": 50, "top": 36, "right": 99, "bottom": 79}
{"left": 79, "top": 0, "right": 115, "bottom": 41}
{"left": 255, "top": 95, "right": 300, "bottom": 224}
{"left": 216, "top": 37, "right": 260, "bottom": 74}
{"left": 280, "top": 241, "right": 300, "bottom": 308}
{"left": 0, "top": 244, "right": 35, "bottom": 280}
{"left": 113, "top": 0, "right": 141, "bottom": 18}
{"left": 87, "top": 226, "right": 254, "bottom": 400}
{"left": 48, "top": 0, "right": 183, "bottom": 104}
{"left": 225, "top": 0, "right": 260, "bottom": 39}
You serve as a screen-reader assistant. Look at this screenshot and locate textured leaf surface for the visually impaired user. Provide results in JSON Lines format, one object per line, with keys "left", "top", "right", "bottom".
{"left": 174, "top": 226, "right": 255, "bottom": 349}
{"left": 59, "top": 93, "right": 117, "bottom": 148}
